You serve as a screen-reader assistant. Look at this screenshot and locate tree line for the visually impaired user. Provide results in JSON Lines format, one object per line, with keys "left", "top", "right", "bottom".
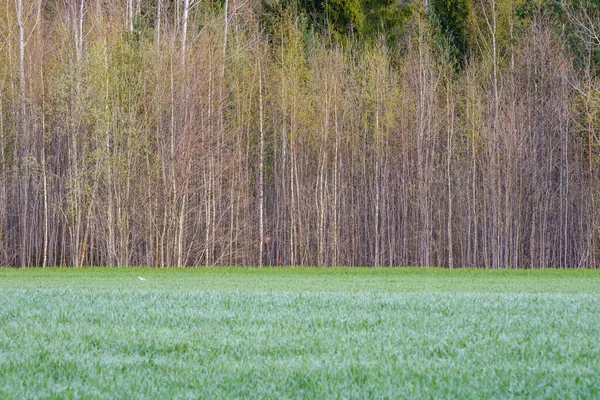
{"left": 0, "top": 0, "right": 599, "bottom": 267}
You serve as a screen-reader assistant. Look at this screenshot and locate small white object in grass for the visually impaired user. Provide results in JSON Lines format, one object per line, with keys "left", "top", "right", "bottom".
{"left": 136, "top": 277, "right": 147, "bottom": 281}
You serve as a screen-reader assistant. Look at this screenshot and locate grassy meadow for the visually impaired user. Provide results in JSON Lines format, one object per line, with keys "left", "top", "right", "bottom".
{"left": 0, "top": 267, "right": 599, "bottom": 398}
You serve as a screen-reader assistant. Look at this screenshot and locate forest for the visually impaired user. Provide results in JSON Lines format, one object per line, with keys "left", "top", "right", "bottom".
{"left": 0, "top": 0, "right": 599, "bottom": 268}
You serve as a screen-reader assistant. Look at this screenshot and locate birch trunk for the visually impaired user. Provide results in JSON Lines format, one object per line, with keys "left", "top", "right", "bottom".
{"left": 258, "top": 57, "right": 265, "bottom": 266}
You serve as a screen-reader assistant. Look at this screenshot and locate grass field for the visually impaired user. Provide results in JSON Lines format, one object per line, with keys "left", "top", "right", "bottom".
{"left": 1, "top": 267, "right": 599, "bottom": 399}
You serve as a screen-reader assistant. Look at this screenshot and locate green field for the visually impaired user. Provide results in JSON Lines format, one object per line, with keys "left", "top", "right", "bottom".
{"left": 1, "top": 268, "right": 599, "bottom": 399}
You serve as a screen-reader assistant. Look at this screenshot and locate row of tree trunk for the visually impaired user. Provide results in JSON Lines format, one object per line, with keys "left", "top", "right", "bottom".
{"left": 0, "top": 0, "right": 598, "bottom": 267}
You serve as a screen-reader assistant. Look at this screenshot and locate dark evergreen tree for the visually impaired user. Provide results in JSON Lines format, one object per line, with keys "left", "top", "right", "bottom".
{"left": 430, "top": 0, "right": 471, "bottom": 63}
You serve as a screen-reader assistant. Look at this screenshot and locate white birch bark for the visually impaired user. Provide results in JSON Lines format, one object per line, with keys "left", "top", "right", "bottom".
{"left": 258, "top": 57, "right": 265, "bottom": 266}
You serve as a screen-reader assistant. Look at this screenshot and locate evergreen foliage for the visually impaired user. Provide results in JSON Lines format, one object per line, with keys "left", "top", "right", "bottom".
{"left": 262, "top": 0, "right": 411, "bottom": 44}
{"left": 430, "top": 0, "right": 471, "bottom": 63}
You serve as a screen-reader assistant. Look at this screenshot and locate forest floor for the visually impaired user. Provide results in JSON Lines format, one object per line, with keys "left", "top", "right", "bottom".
{"left": 1, "top": 267, "right": 599, "bottom": 398}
